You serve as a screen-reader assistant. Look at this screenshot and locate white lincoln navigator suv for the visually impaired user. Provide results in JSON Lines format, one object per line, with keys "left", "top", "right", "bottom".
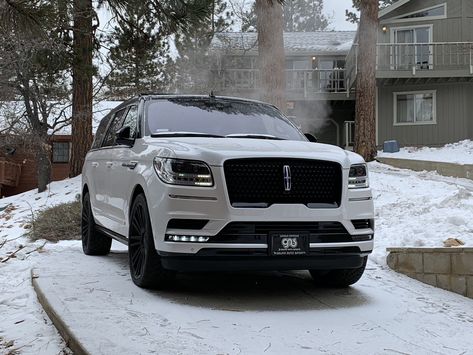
{"left": 81, "top": 94, "right": 374, "bottom": 289}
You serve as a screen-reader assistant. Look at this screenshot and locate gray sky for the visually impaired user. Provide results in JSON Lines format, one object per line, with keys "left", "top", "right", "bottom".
{"left": 325, "top": 0, "right": 358, "bottom": 31}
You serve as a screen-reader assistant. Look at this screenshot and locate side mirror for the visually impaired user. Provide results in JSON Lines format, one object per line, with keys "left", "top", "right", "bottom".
{"left": 116, "top": 126, "right": 134, "bottom": 146}
{"left": 304, "top": 133, "right": 318, "bottom": 143}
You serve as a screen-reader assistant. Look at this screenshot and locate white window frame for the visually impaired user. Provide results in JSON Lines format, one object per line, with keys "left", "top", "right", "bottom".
{"left": 390, "top": 24, "right": 434, "bottom": 70}
{"left": 393, "top": 90, "right": 437, "bottom": 126}
{"left": 381, "top": 3, "right": 447, "bottom": 24}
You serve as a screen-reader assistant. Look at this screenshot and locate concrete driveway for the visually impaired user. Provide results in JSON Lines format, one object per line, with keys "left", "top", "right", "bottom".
{"left": 32, "top": 244, "right": 473, "bottom": 355}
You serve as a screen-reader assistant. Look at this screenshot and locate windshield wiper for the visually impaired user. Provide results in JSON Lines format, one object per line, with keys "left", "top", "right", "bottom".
{"left": 151, "top": 132, "right": 225, "bottom": 138}
{"left": 225, "top": 134, "right": 286, "bottom": 140}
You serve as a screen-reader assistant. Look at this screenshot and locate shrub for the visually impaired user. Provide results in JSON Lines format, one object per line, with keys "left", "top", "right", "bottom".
{"left": 28, "top": 200, "right": 81, "bottom": 242}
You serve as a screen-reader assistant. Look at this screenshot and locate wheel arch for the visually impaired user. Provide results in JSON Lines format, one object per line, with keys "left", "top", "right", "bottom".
{"left": 129, "top": 184, "right": 145, "bottom": 216}
{"left": 82, "top": 184, "right": 89, "bottom": 200}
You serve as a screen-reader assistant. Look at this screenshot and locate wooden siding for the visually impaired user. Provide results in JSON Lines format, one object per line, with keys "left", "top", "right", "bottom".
{"left": 377, "top": 82, "right": 473, "bottom": 146}
{"left": 0, "top": 135, "right": 72, "bottom": 197}
{"left": 467, "top": 85, "right": 473, "bottom": 138}
{"left": 378, "top": 0, "right": 473, "bottom": 43}
{"left": 381, "top": 0, "right": 462, "bottom": 20}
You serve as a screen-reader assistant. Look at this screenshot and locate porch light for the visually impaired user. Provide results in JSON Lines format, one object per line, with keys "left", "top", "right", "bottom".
{"left": 382, "top": 26, "right": 388, "bottom": 33}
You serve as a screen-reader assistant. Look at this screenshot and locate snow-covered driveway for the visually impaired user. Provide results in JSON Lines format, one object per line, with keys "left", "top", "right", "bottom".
{"left": 34, "top": 243, "right": 473, "bottom": 355}
{"left": 2, "top": 164, "right": 473, "bottom": 354}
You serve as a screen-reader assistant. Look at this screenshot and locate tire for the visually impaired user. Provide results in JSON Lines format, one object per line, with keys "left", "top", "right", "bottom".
{"left": 128, "top": 193, "right": 174, "bottom": 289}
{"left": 81, "top": 192, "right": 112, "bottom": 255}
{"left": 309, "top": 257, "right": 368, "bottom": 288}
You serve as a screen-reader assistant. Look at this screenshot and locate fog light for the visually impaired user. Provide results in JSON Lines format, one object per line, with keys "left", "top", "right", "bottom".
{"left": 165, "top": 235, "right": 210, "bottom": 243}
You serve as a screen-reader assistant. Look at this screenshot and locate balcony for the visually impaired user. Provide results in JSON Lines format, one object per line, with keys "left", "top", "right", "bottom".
{"left": 347, "top": 42, "right": 473, "bottom": 86}
{"left": 211, "top": 69, "right": 352, "bottom": 101}
{"left": 0, "top": 159, "right": 21, "bottom": 189}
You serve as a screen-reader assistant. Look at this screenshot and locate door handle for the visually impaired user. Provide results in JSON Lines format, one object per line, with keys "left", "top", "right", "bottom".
{"left": 106, "top": 162, "right": 114, "bottom": 168}
{"left": 91, "top": 162, "right": 99, "bottom": 168}
{"left": 122, "top": 161, "right": 138, "bottom": 170}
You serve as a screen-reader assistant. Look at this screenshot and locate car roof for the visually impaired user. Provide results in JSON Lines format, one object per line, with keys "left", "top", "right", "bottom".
{"left": 105, "top": 94, "right": 280, "bottom": 120}
{"left": 141, "top": 94, "right": 277, "bottom": 108}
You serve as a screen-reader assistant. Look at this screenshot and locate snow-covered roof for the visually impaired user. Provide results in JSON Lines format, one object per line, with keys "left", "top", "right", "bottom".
{"left": 379, "top": 0, "right": 411, "bottom": 18}
{"left": 210, "top": 31, "right": 357, "bottom": 55}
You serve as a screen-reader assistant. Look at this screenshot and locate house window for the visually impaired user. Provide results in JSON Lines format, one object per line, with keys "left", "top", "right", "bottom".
{"left": 394, "top": 91, "right": 436, "bottom": 125}
{"left": 399, "top": 4, "right": 446, "bottom": 20}
{"left": 392, "top": 26, "right": 432, "bottom": 70}
{"left": 52, "top": 142, "right": 70, "bottom": 163}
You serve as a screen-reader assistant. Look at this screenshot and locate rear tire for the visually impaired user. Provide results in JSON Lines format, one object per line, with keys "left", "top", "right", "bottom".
{"left": 128, "top": 193, "right": 174, "bottom": 289}
{"left": 309, "top": 257, "right": 367, "bottom": 288}
{"left": 81, "top": 192, "right": 112, "bottom": 255}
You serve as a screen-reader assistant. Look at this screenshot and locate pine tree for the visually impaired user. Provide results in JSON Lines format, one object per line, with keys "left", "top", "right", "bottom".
{"left": 283, "top": 0, "right": 331, "bottom": 32}
{"left": 347, "top": 0, "right": 396, "bottom": 23}
{"left": 351, "top": 0, "right": 379, "bottom": 161}
{"left": 243, "top": 0, "right": 331, "bottom": 32}
{"left": 255, "top": 0, "right": 286, "bottom": 110}
{"left": 174, "top": 0, "right": 234, "bottom": 93}
{"left": 105, "top": 3, "right": 175, "bottom": 99}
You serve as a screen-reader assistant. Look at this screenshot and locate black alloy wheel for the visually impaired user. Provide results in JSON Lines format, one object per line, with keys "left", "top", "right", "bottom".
{"left": 81, "top": 192, "right": 112, "bottom": 255}
{"left": 128, "top": 193, "right": 174, "bottom": 288}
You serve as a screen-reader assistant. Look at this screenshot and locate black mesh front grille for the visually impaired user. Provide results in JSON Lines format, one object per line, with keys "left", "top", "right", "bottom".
{"left": 224, "top": 158, "right": 342, "bottom": 207}
{"left": 207, "top": 222, "right": 352, "bottom": 244}
{"left": 167, "top": 219, "right": 209, "bottom": 230}
{"left": 352, "top": 219, "right": 372, "bottom": 229}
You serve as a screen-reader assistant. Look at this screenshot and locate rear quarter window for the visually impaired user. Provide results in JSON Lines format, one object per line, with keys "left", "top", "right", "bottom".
{"left": 91, "top": 114, "right": 112, "bottom": 150}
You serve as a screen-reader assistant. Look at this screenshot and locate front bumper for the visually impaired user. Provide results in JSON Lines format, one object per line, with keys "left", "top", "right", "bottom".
{"left": 146, "top": 165, "right": 375, "bottom": 256}
{"left": 159, "top": 248, "right": 368, "bottom": 272}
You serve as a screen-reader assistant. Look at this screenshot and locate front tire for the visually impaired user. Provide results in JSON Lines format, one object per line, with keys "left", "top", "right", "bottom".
{"left": 128, "top": 193, "right": 174, "bottom": 289}
{"left": 81, "top": 192, "right": 112, "bottom": 255}
{"left": 309, "top": 257, "right": 368, "bottom": 287}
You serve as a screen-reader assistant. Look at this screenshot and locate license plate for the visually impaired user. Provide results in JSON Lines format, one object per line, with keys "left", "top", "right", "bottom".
{"left": 270, "top": 233, "right": 309, "bottom": 256}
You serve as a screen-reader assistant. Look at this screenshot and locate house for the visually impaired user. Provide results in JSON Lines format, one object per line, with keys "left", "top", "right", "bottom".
{"left": 370, "top": 0, "right": 473, "bottom": 146}
{"left": 0, "top": 135, "right": 72, "bottom": 197}
{"left": 209, "top": 31, "right": 357, "bottom": 146}
{"left": 0, "top": 101, "right": 121, "bottom": 197}
{"left": 209, "top": 0, "right": 473, "bottom": 148}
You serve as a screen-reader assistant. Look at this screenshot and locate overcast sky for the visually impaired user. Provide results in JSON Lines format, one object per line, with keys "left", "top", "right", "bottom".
{"left": 325, "top": 0, "right": 358, "bottom": 31}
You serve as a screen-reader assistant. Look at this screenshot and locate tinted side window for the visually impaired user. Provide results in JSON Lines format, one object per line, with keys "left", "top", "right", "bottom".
{"left": 102, "top": 108, "right": 128, "bottom": 147}
{"left": 122, "top": 105, "right": 138, "bottom": 139}
{"left": 92, "top": 114, "right": 112, "bottom": 149}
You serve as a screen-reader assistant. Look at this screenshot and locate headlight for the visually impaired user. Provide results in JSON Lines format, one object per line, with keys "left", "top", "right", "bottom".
{"left": 153, "top": 157, "right": 214, "bottom": 187}
{"left": 349, "top": 164, "right": 369, "bottom": 189}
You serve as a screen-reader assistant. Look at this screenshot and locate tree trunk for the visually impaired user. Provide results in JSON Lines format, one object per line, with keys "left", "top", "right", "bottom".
{"left": 255, "top": 0, "right": 286, "bottom": 112}
{"left": 70, "top": 0, "right": 94, "bottom": 177}
{"left": 354, "top": 0, "right": 378, "bottom": 162}
{"left": 36, "top": 137, "right": 51, "bottom": 193}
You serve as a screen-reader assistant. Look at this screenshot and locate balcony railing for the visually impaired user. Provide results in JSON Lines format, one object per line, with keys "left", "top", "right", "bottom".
{"left": 346, "top": 42, "right": 473, "bottom": 85}
{"left": 377, "top": 42, "right": 473, "bottom": 73}
{"left": 212, "top": 68, "right": 348, "bottom": 97}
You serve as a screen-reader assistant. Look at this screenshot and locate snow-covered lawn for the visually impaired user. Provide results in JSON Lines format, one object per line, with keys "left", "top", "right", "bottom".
{"left": 378, "top": 139, "right": 473, "bottom": 165}
{"left": 1, "top": 164, "right": 473, "bottom": 353}
{"left": 0, "top": 177, "right": 81, "bottom": 354}
{"left": 370, "top": 162, "right": 473, "bottom": 264}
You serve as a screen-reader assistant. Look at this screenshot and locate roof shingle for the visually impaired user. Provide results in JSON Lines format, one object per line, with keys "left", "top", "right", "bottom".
{"left": 210, "top": 31, "right": 356, "bottom": 55}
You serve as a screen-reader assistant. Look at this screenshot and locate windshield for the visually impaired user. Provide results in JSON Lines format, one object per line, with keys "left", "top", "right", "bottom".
{"left": 145, "top": 98, "right": 306, "bottom": 141}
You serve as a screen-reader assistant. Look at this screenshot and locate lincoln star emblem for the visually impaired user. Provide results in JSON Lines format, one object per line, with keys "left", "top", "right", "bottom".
{"left": 283, "top": 165, "right": 292, "bottom": 192}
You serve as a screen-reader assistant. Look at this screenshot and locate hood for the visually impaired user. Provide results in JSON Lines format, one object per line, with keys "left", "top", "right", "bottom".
{"left": 142, "top": 137, "right": 364, "bottom": 169}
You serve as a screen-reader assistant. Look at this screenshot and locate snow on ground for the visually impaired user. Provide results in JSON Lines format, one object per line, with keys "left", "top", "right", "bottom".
{"left": 1, "top": 164, "right": 473, "bottom": 353}
{"left": 370, "top": 162, "right": 473, "bottom": 264}
{"left": 33, "top": 247, "right": 473, "bottom": 355}
{"left": 378, "top": 139, "right": 473, "bottom": 165}
{"left": 0, "top": 177, "right": 81, "bottom": 354}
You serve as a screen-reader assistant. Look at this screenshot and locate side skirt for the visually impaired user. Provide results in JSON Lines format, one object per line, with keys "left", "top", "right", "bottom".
{"left": 96, "top": 225, "right": 129, "bottom": 246}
